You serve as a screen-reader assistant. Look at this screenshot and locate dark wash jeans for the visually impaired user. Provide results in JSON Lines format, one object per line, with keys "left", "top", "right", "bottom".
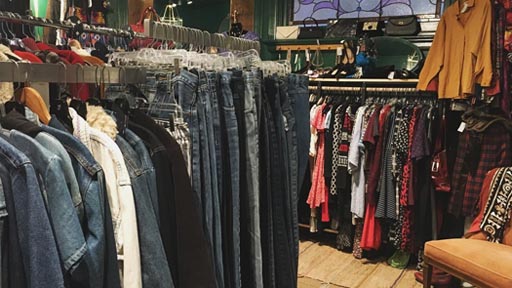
{"left": 0, "top": 137, "right": 65, "bottom": 288}
{"left": 279, "top": 77, "right": 299, "bottom": 282}
{"left": 219, "top": 71, "right": 241, "bottom": 288}
{"left": 266, "top": 76, "right": 296, "bottom": 288}
{"left": 287, "top": 74, "right": 310, "bottom": 200}
{"left": 44, "top": 121, "right": 121, "bottom": 288}
{"left": 204, "top": 71, "right": 225, "bottom": 288}
{"left": 259, "top": 79, "right": 276, "bottom": 288}
{"left": 116, "top": 136, "right": 174, "bottom": 288}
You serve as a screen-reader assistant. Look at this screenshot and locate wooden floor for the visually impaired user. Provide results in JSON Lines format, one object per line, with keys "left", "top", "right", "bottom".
{"left": 298, "top": 240, "right": 423, "bottom": 288}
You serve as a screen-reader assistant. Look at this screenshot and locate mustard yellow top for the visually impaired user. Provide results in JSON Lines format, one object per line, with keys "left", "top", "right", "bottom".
{"left": 417, "top": 0, "right": 493, "bottom": 99}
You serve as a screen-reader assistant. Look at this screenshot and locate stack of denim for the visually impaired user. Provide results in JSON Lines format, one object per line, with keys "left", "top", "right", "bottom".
{"left": 145, "top": 68, "right": 310, "bottom": 288}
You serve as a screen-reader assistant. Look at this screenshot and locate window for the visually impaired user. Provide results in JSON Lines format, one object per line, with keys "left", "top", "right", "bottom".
{"left": 293, "top": 0, "right": 439, "bottom": 22}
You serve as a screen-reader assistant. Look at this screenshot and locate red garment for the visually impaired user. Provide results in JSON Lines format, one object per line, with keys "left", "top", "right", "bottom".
{"left": 360, "top": 201, "right": 381, "bottom": 251}
{"left": 366, "top": 105, "right": 392, "bottom": 204}
{"left": 468, "top": 168, "right": 497, "bottom": 234}
{"left": 36, "top": 42, "right": 90, "bottom": 100}
{"left": 22, "top": 37, "right": 39, "bottom": 52}
{"left": 307, "top": 104, "right": 329, "bottom": 222}
{"left": 13, "top": 51, "right": 43, "bottom": 63}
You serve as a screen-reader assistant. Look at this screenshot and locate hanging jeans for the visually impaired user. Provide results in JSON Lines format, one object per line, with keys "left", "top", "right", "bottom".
{"left": 287, "top": 74, "right": 310, "bottom": 199}
{"left": 266, "top": 76, "right": 295, "bottom": 288}
{"left": 205, "top": 71, "right": 225, "bottom": 288}
{"left": 259, "top": 81, "right": 276, "bottom": 288}
{"left": 279, "top": 77, "right": 299, "bottom": 283}
{"left": 219, "top": 71, "right": 241, "bottom": 288}
{"left": 174, "top": 70, "right": 202, "bottom": 210}
{"left": 241, "top": 70, "right": 264, "bottom": 288}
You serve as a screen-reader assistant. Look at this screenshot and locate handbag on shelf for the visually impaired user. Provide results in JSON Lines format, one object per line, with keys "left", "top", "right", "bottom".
{"left": 325, "top": 19, "right": 358, "bottom": 38}
{"left": 298, "top": 17, "right": 325, "bottom": 39}
{"left": 356, "top": 20, "right": 385, "bottom": 37}
{"left": 431, "top": 113, "right": 451, "bottom": 193}
{"left": 385, "top": 16, "right": 421, "bottom": 36}
{"left": 276, "top": 26, "right": 300, "bottom": 40}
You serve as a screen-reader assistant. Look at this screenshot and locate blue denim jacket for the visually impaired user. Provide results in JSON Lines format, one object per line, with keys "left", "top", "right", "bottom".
{"left": 6, "top": 130, "right": 87, "bottom": 273}
{"left": 116, "top": 135, "right": 175, "bottom": 288}
{"left": 35, "top": 132, "right": 84, "bottom": 222}
{"left": 123, "top": 129, "right": 159, "bottom": 223}
{"left": 42, "top": 122, "right": 121, "bottom": 288}
{"left": 0, "top": 137, "right": 65, "bottom": 288}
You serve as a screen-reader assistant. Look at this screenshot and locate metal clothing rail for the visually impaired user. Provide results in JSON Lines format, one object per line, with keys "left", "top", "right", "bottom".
{"left": 0, "top": 11, "right": 143, "bottom": 38}
{"left": 308, "top": 86, "right": 421, "bottom": 93}
{"left": 144, "top": 19, "right": 261, "bottom": 52}
{"left": 0, "top": 62, "right": 146, "bottom": 84}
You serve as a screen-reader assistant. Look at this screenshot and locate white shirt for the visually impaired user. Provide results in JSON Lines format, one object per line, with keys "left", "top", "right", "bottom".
{"left": 348, "top": 106, "right": 367, "bottom": 219}
{"left": 70, "top": 108, "right": 142, "bottom": 288}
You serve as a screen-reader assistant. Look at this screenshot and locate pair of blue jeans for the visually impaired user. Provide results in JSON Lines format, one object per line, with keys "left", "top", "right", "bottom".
{"left": 219, "top": 71, "right": 241, "bottom": 288}
{"left": 203, "top": 71, "right": 225, "bottom": 288}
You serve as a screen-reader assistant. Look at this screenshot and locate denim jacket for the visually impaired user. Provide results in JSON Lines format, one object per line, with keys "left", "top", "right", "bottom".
{"left": 116, "top": 135, "right": 174, "bottom": 288}
{"left": 0, "top": 137, "right": 65, "bottom": 288}
{"left": 69, "top": 108, "right": 142, "bottom": 288}
{"left": 6, "top": 130, "right": 87, "bottom": 274}
{"left": 43, "top": 122, "right": 121, "bottom": 288}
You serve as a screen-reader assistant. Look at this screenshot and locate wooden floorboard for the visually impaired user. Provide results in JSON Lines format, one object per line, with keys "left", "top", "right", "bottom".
{"left": 356, "top": 264, "right": 404, "bottom": 288}
{"left": 393, "top": 269, "right": 423, "bottom": 288}
{"left": 298, "top": 241, "right": 419, "bottom": 288}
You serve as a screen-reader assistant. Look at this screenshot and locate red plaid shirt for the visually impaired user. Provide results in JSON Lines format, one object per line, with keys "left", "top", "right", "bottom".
{"left": 449, "top": 123, "right": 512, "bottom": 217}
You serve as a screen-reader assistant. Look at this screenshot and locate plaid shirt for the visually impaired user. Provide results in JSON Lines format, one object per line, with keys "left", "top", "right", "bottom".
{"left": 449, "top": 123, "right": 512, "bottom": 217}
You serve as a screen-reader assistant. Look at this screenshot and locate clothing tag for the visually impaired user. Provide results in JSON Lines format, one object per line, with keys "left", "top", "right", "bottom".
{"left": 388, "top": 71, "right": 395, "bottom": 80}
{"left": 457, "top": 122, "right": 466, "bottom": 133}
{"left": 461, "top": 1, "right": 469, "bottom": 13}
{"left": 306, "top": 50, "right": 311, "bottom": 61}
{"left": 336, "top": 47, "right": 343, "bottom": 56}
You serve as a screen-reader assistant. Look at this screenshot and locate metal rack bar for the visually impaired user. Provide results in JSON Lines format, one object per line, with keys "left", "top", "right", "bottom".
{"left": 308, "top": 86, "right": 421, "bottom": 93}
{"left": 309, "top": 78, "right": 419, "bottom": 84}
{"left": 0, "top": 62, "right": 146, "bottom": 84}
{"left": 0, "top": 11, "right": 139, "bottom": 38}
{"left": 145, "top": 20, "right": 261, "bottom": 52}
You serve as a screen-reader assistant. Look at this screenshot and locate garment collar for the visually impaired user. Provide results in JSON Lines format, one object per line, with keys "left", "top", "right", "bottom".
{"left": 456, "top": 0, "right": 475, "bottom": 16}
{"left": 69, "top": 107, "right": 93, "bottom": 151}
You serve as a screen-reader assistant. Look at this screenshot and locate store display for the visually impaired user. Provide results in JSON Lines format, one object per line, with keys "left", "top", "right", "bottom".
{"left": 0, "top": 0, "right": 512, "bottom": 287}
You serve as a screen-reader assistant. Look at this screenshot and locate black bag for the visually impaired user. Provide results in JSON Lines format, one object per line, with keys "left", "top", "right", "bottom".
{"left": 298, "top": 17, "right": 325, "bottom": 39}
{"left": 356, "top": 20, "right": 385, "bottom": 37}
{"left": 385, "top": 16, "right": 421, "bottom": 36}
{"left": 325, "top": 19, "right": 357, "bottom": 38}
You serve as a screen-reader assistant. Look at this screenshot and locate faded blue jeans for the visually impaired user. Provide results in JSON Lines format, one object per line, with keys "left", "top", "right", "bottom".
{"left": 174, "top": 69, "right": 202, "bottom": 210}
{"left": 219, "top": 71, "right": 241, "bottom": 288}
{"left": 203, "top": 71, "right": 225, "bottom": 288}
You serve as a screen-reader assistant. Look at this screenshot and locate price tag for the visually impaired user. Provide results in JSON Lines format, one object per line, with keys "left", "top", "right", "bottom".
{"left": 306, "top": 49, "right": 311, "bottom": 61}
{"left": 336, "top": 47, "right": 343, "bottom": 56}
{"left": 457, "top": 122, "right": 466, "bottom": 133}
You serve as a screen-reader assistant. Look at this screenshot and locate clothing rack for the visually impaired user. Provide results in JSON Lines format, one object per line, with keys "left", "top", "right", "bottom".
{"left": 144, "top": 20, "right": 260, "bottom": 52}
{"left": 0, "top": 62, "right": 146, "bottom": 84}
{"left": 0, "top": 11, "right": 143, "bottom": 39}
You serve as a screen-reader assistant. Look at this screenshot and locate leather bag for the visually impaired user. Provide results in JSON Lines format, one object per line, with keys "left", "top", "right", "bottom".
{"left": 385, "top": 16, "right": 421, "bottom": 36}
{"left": 276, "top": 26, "right": 300, "bottom": 40}
{"left": 325, "top": 19, "right": 357, "bottom": 38}
{"left": 431, "top": 113, "right": 451, "bottom": 193}
{"left": 298, "top": 17, "right": 325, "bottom": 39}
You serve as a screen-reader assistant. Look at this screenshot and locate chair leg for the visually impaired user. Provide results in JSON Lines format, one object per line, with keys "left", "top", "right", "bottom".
{"left": 423, "top": 263, "right": 433, "bottom": 288}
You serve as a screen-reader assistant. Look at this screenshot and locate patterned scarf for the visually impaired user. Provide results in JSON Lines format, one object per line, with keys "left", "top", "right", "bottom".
{"left": 480, "top": 167, "right": 512, "bottom": 243}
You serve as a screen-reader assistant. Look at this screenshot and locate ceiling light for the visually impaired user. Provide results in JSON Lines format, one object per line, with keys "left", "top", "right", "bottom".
{"left": 171, "top": 3, "right": 177, "bottom": 7}
{"left": 187, "top": 1, "right": 193, "bottom": 4}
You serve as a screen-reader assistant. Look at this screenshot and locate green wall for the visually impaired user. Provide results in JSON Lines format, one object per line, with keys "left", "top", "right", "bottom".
{"left": 154, "top": 0, "right": 230, "bottom": 33}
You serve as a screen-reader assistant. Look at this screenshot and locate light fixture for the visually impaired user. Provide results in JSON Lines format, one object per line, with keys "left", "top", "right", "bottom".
{"left": 171, "top": 3, "right": 177, "bottom": 7}
{"left": 187, "top": 1, "right": 193, "bottom": 4}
